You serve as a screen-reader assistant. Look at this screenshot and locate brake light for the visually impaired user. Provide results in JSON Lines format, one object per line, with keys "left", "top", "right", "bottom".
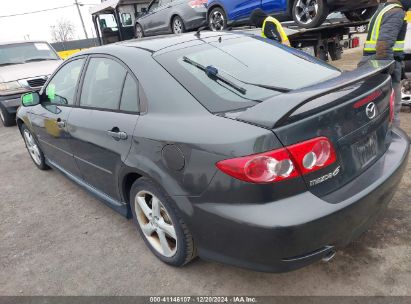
{"left": 389, "top": 88, "right": 395, "bottom": 122}
{"left": 353, "top": 89, "right": 382, "bottom": 109}
{"left": 216, "top": 137, "right": 336, "bottom": 183}
{"left": 351, "top": 37, "right": 360, "bottom": 48}
{"left": 188, "top": 0, "right": 207, "bottom": 8}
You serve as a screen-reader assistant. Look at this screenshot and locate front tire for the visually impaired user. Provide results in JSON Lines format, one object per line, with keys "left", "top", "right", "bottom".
{"left": 21, "top": 124, "right": 49, "bottom": 170}
{"left": 292, "top": 0, "right": 329, "bottom": 28}
{"left": 208, "top": 7, "right": 227, "bottom": 31}
{"left": 172, "top": 16, "right": 185, "bottom": 34}
{"left": 344, "top": 6, "right": 378, "bottom": 22}
{"left": 130, "top": 178, "right": 196, "bottom": 266}
{"left": 135, "top": 23, "right": 144, "bottom": 39}
{"left": 0, "top": 104, "right": 16, "bottom": 127}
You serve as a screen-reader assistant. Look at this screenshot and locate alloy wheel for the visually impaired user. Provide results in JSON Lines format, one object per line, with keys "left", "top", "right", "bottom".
{"left": 23, "top": 129, "right": 42, "bottom": 166}
{"left": 209, "top": 10, "right": 225, "bottom": 31}
{"left": 295, "top": 0, "right": 319, "bottom": 25}
{"left": 135, "top": 190, "right": 177, "bottom": 257}
{"left": 173, "top": 18, "right": 183, "bottom": 34}
{"left": 0, "top": 110, "right": 4, "bottom": 124}
{"left": 136, "top": 25, "right": 143, "bottom": 38}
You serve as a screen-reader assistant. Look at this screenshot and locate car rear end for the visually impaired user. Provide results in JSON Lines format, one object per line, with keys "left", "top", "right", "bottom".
{"left": 178, "top": 0, "right": 208, "bottom": 30}
{"left": 154, "top": 33, "right": 409, "bottom": 272}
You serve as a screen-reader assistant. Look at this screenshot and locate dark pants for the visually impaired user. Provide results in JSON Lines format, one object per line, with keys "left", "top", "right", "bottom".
{"left": 359, "top": 56, "right": 403, "bottom": 127}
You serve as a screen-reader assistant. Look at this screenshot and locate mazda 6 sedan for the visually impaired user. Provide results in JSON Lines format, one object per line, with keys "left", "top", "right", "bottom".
{"left": 17, "top": 31, "right": 409, "bottom": 272}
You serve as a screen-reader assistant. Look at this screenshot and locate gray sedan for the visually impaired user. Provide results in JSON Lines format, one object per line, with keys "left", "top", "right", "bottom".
{"left": 135, "top": 0, "right": 207, "bottom": 38}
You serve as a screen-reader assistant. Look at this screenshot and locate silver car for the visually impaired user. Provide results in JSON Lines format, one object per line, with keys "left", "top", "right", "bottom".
{"left": 135, "top": 0, "right": 207, "bottom": 38}
{"left": 0, "top": 41, "right": 62, "bottom": 127}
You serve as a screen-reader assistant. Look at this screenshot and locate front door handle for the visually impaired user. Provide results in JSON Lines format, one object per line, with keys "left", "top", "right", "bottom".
{"left": 56, "top": 118, "right": 66, "bottom": 128}
{"left": 107, "top": 128, "right": 128, "bottom": 140}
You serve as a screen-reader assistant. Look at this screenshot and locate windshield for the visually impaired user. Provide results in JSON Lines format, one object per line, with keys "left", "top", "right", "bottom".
{"left": 0, "top": 42, "right": 59, "bottom": 66}
{"left": 155, "top": 36, "right": 341, "bottom": 113}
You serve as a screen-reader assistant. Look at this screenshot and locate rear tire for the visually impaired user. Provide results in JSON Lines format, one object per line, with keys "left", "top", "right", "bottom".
{"left": 292, "top": 0, "right": 329, "bottom": 28}
{"left": 209, "top": 7, "right": 227, "bottom": 31}
{"left": 344, "top": 6, "right": 378, "bottom": 22}
{"left": 172, "top": 16, "right": 185, "bottom": 34}
{"left": 135, "top": 23, "right": 144, "bottom": 39}
{"left": 21, "top": 124, "right": 49, "bottom": 170}
{"left": 130, "top": 178, "right": 196, "bottom": 267}
{"left": 0, "top": 104, "right": 16, "bottom": 127}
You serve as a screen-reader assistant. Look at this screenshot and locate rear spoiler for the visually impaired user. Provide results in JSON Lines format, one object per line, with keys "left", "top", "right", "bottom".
{"left": 237, "top": 60, "right": 395, "bottom": 129}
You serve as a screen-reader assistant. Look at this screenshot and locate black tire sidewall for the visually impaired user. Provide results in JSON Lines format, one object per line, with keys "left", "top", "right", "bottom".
{"left": 172, "top": 16, "right": 185, "bottom": 34}
{"left": 21, "top": 124, "right": 48, "bottom": 170}
{"left": 292, "top": 0, "right": 328, "bottom": 28}
{"left": 130, "top": 178, "right": 191, "bottom": 266}
{"left": 209, "top": 7, "right": 227, "bottom": 31}
{"left": 0, "top": 104, "right": 16, "bottom": 127}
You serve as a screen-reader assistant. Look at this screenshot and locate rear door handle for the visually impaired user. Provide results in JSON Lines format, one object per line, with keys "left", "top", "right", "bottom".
{"left": 107, "top": 129, "right": 128, "bottom": 140}
{"left": 56, "top": 118, "right": 66, "bottom": 128}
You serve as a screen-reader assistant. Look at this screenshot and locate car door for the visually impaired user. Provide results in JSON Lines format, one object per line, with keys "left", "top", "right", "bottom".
{"left": 230, "top": 0, "right": 261, "bottom": 20}
{"left": 261, "top": 0, "right": 286, "bottom": 14}
{"left": 30, "top": 57, "right": 85, "bottom": 176}
{"left": 146, "top": 0, "right": 173, "bottom": 34}
{"left": 68, "top": 56, "right": 140, "bottom": 201}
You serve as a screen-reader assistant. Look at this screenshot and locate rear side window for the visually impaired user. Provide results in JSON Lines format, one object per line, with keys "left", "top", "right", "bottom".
{"left": 120, "top": 73, "right": 139, "bottom": 112}
{"left": 80, "top": 57, "right": 127, "bottom": 110}
{"left": 155, "top": 36, "right": 341, "bottom": 112}
{"left": 45, "top": 58, "right": 85, "bottom": 105}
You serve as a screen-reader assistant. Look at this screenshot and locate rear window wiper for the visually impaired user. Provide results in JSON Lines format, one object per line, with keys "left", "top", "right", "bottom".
{"left": 183, "top": 56, "right": 247, "bottom": 95}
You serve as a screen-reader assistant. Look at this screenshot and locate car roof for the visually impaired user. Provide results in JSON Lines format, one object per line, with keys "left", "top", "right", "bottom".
{"left": 78, "top": 31, "right": 250, "bottom": 56}
{"left": 0, "top": 40, "right": 51, "bottom": 46}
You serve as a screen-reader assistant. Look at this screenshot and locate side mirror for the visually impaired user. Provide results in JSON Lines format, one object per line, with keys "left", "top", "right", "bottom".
{"left": 141, "top": 7, "right": 147, "bottom": 13}
{"left": 21, "top": 92, "right": 40, "bottom": 107}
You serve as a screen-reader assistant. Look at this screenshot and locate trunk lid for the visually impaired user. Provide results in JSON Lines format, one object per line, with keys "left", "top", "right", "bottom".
{"left": 236, "top": 60, "right": 394, "bottom": 197}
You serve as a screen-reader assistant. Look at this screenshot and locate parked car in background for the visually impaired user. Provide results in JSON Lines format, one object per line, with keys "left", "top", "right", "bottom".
{"left": 207, "top": 0, "right": 378, "bottom": 30}
{"left": 135, "top": 0, "right": 207, "bottom": 38}
{"left": 0, "top": 41, "right": 62, "bottom": 127}
{"left": 17, "top": 31, "right": 409, "bottom": 272}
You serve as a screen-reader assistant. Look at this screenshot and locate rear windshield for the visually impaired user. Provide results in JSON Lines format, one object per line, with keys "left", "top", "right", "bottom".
{"left": 155, "top": 36, "right": 341, "bottom": 113}
{"left": 0, "top": 42, "right": 59, "bottom": 66}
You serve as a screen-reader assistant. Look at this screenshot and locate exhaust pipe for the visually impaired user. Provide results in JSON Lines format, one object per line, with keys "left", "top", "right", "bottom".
{"left": 322, "top": 250, "right": 336, "bottom": 262}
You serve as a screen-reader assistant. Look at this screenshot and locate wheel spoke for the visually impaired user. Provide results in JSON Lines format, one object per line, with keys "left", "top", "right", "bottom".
{"left": 157, "top": 230, "right": 172, "bottom": 256}
{"left": 151, "top": 197, "right": 161, "bottom": 218}
{"left": 136, "top": 196, "right": 152, "bottom": 219}
{"left": 158, "top": 218, "right": 176, "bottom": 240}
{"left": 141, "top": 222, "right": 155, "bottom": 236}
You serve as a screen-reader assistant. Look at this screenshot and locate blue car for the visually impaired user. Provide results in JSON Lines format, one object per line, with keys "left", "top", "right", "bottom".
{"left": 207, "top": 0, "right": 378, "bottom": 29}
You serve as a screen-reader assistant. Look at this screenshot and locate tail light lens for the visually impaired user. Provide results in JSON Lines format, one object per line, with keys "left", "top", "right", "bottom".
{"left": 188, "top": 0, "right": 207, "bottom": 8}
{"left": 389, "top": 88, "right": 395, "bottom": 123}
{"left": 351, "top": 37, "right": 360, "bottom": 48}
{"left": 216, "top": 137, "right": 337, "bottom": 183}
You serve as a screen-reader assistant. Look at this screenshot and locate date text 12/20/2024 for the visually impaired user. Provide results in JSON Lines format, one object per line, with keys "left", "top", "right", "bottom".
{"left": 149, "top": 297, "right": 257, "bottom": 303}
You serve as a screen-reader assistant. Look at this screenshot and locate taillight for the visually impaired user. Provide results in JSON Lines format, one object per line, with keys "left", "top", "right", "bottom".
{"left": 351, "top": 37, "right": 360, "bottom": 48}
{"left": 216, "top": 137, "right": 337, "bottom": 184}
{"left": 188, "top": 0, "right": 207, "bottom": 8}
{"left": 353, "top": 89, "right": 382, "bottom": 109}
{"left": 389, "top": 88, "right": 395, "bottom": 123}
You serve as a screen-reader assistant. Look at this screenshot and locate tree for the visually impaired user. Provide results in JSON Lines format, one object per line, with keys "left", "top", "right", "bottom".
{"left": 50, "top": 19, "right": 76, "bottom": 42}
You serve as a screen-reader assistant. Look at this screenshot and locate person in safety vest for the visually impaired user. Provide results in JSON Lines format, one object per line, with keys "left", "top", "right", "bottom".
{"left": 250, "top": 9, "right": 291, "bottom": 46}
{"left": 361, "top": 0, "right": 410, "bottom": 127}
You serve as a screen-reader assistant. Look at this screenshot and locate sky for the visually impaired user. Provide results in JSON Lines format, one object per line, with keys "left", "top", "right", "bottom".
{"left": 0, "top": 0, "right": 101, "bottom": 42}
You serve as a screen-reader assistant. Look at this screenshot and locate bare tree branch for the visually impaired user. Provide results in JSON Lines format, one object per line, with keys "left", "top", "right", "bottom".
{"left": 50, "top": 19, "right": 76, "bottom": 42}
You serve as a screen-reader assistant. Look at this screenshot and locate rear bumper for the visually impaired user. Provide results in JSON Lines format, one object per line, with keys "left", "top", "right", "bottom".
{"left": 177, "top": 128, "right": 409, "bottom": 272}
{"left": 0, "top": 93, "right": 23, "bottom": 114}
{"left": 184, "top": 11, "right": 207, "bottom": 30}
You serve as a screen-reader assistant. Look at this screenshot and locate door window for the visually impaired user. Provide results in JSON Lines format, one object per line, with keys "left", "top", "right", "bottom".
{"left": 80, "top": 57, "right": 127, "bottom": 110}
{"left": 120, "top": 73, "right": 139, "bottom": 112}
{"left": 148, "top": 0, "right": 159, "bottom": 12}
{"left": 45, "top": 58, "right": 85, "bottom": 105}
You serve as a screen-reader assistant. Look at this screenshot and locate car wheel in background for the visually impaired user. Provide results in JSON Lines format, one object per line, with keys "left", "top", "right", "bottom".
{"left": 172, "top": 16, "right": 185, "bottom": 34}
{"left": 209, "top": 7, "right": 227, "bottom": 31}
{"left": 0, "top": 105, "right": 16, "bottom": 127}
{"left": 130, "top": 178, "right": 196, "bottom": 266}
{"left": 135, "top": 24, "right": 144, "bottom": 39}
{"left": 21, "top": 124, "right": 49, "bottom": 170}
{"left": 292, "top": 0, "right": 329, "bottom": 28}
{"left": 345, "top": 6, "right": 378, "bottom": 22}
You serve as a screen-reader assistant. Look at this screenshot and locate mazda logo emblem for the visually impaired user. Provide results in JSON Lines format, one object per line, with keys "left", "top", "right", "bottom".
{"left": 365, "top": 102, "right": 377, "bottom": 119}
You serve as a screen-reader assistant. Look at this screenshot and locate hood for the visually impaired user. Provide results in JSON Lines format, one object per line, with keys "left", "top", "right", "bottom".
{"left": 0, "top": 60, "right": 62, "bottom": 83}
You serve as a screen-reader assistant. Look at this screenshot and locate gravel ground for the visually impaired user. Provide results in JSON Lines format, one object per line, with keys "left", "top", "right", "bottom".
{"left": 0, "top": 47, "right": 410, "bottom": 296}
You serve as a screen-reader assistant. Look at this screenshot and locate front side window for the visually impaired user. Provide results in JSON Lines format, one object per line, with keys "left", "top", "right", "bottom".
{"left": 148, "top": 0, "right": 159, "bottom": 12}
{"left": 45, "top": 58, "right": 85, "bottom": 105}
{"left": 80, "top": 57, "right": 127, "bottom": 110}
{"left": 121, "top": 13, "right": 133, "bottom": 26}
